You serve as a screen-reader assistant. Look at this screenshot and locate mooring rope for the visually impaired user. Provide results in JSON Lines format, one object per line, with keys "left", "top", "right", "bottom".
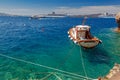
{"left": 80, "top": 47, "right": 88, "bottom": 80}
{"left": 49, "top": 45, "right": 76, "bottom": 80}
{"left": 56, "top": 72, "right": 88, "bottom": 80}
{"left": 53, "top": 73, "right": 62, "bottom": 80}
{"left": 0, "top": 53, "right": 94, "bottom": 80}
{"left": 57, "top": 44, "right": 76, "bottom": 68}
{"left": 40, "top": 73, "right": 53, "bottom": 80}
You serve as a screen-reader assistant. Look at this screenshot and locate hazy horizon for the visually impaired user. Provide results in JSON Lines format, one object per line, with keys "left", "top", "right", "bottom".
{"left": 0, "top": 0, "right": 120, "bottom": 16}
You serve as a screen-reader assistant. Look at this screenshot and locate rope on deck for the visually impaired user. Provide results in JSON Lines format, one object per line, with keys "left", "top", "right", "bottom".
{"left": 0, "top": 53, "right": 94, "bottom": 80}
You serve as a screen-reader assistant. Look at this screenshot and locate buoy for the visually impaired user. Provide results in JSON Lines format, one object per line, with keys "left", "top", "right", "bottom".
{"left": 23, "top": 24, "right": 26, "bottom": 26}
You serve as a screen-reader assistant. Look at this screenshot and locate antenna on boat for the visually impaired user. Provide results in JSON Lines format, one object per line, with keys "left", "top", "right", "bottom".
{"left": 82, "top": 16, "right": 88, "bottom": 25}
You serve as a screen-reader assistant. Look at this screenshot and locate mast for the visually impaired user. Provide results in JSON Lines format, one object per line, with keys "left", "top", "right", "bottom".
{"left": 82, "top": 16, "right": 88, "bottom": 25}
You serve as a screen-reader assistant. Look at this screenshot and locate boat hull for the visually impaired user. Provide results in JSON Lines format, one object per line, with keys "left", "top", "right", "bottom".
{"left": 78, "top": 41, "right": 99, "bottom": 48}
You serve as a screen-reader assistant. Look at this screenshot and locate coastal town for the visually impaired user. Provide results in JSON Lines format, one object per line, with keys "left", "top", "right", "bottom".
{"left": 30, "top": 12, "right": 115, "bottom": 19}
{"left": 0, "top": 12, "right": 115, "bottom": 18}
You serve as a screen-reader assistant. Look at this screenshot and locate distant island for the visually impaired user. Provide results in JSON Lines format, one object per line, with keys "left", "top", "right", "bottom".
{"left": 71, "top": 12, "right": 115, "bottom": 18}
{"left": 0, "top": 12, "right": 116, "bottom": 18}
{"left": 30, "top": 12, "right": 68, "bottom": 19}
{"left": 30, "top": 12, "right": 115, "bottom": 19}
{"left": 0, "top": 12, "right": 29, "bottom": 17}
{"left": 0, "top": 13, "right": 11, "bottom": 16}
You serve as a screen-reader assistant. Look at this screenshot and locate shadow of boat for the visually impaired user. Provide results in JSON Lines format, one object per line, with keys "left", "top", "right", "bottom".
{"left": 81, "top": 46, "right": 111, "bottom": 65}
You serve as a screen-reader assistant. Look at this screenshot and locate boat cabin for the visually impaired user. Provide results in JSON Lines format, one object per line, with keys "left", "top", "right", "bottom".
{"left": 75, "top": 25, "right": 93, "bottom": 40}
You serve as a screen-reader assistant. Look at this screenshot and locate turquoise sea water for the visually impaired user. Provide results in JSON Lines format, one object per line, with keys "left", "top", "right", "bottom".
{"left": 0, "top": 16, "right": 120, "bottom": 80}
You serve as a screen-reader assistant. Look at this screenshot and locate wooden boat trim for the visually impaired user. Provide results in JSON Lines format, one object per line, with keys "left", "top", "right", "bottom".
{"left": 68, "top": 28, "right": 100, "bottom": 42}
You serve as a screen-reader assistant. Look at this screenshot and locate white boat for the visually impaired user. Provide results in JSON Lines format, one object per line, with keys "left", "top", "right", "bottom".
{"left": 68, "top": 25, "right": 102, "bottom": 48}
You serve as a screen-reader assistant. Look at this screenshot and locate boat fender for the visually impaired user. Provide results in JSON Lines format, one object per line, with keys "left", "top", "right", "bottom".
{"left": 70, "top": 37, "right": 73, "bottom": 40}
{"left": 74, "top": 41, "right": 77, "bottom": 44}
{"left": 67, "top": 31, "right": 69, "bottom": 34}
{"left": 99, "top": 40, "right": 102, "bottom": 43}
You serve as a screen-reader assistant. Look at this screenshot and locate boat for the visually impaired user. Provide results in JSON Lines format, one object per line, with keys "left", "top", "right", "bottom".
{"left": 68, "top": 24, "right": 102, "bottom": 48}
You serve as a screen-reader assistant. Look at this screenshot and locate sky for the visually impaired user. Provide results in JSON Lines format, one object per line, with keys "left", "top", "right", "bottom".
{"left": 0, "top": 0, "right": 120, "bottom": 16}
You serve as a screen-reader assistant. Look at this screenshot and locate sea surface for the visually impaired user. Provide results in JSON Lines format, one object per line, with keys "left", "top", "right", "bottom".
{"left": 0, "top": 16, "right": 120, "bottom": 80}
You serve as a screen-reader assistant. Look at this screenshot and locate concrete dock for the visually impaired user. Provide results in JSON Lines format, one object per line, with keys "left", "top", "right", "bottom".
{"left": 98, "top": 63, "right": 120, "bottom": 80}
